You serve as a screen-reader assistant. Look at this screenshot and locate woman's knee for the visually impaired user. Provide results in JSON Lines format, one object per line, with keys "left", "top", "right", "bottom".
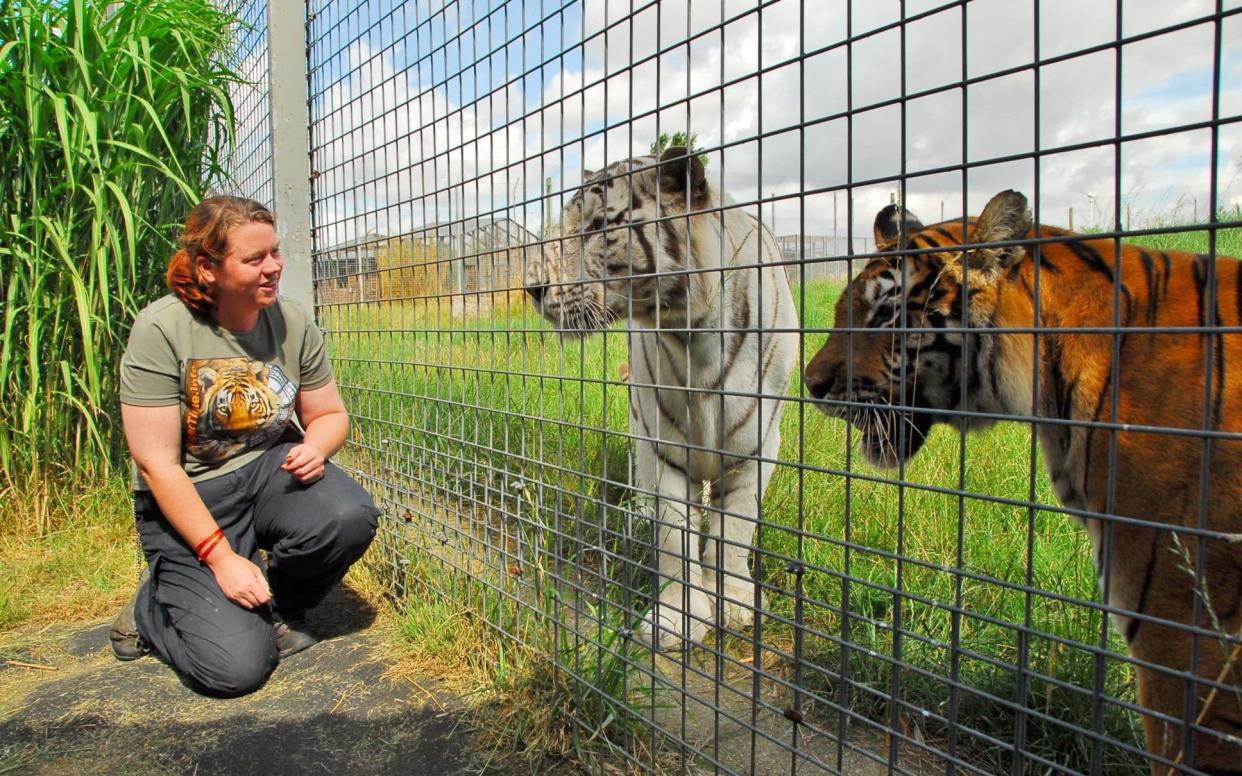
{"left": 183, "top": 628, "right": 278, "bottom": 698}
{"left": 334, "top": 501, "right": 378, "bottom": 556}
{"left": 283, "top": 501, "right": 376, "bottom": 568}
{"left": 198, "top": 663, "right": 273, "bottom": 699}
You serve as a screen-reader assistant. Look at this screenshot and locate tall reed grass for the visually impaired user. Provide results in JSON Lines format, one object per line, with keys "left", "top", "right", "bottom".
{"left": 0, "top": 0, "right": 240, "bottom": 512}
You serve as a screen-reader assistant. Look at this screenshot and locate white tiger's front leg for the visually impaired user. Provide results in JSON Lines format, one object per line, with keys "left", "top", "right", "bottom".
{"left": 634, "top": 441, "right": 713, "bottom": 651}
{"left": 702, "top": 451, "right": 776, "bottom": 633}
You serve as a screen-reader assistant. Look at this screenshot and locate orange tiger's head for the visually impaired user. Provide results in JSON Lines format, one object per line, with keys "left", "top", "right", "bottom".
{"left": 803, "top": 190, "right": 1034, "bottom": 467}
{"left": 197, "top": 360, "right": 279, "bottom": 437}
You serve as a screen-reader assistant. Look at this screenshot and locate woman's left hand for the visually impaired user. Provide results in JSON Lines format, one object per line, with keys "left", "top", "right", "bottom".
{"left": 282, "top": 443, "right": 326, "bottom": 484}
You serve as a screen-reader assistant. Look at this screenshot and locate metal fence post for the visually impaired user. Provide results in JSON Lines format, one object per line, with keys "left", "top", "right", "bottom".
{"left": 267, "top": 0, "right": 313, "bottom": 311}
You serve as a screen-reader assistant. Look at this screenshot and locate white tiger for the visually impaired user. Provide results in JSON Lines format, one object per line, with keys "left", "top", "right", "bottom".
{"left": 525, "top": 147, "right": 798, "bottom": 649}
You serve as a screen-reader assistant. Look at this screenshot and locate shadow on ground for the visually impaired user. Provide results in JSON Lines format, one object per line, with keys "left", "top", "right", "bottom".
{"left": 0, "top": 583, "right": 518, "bottom": 775}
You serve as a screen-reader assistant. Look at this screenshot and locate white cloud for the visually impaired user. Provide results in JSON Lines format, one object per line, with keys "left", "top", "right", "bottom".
{"left": 309, "top": 39, "right": 538, "bottom": 245}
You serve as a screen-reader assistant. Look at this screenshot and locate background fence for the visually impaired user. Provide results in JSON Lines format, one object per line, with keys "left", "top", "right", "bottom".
{"left": 223, "top": 0, "right": 1242, "bottom": 773}
{"left": 221, "top": 0, "right": 274, "bottom": 206}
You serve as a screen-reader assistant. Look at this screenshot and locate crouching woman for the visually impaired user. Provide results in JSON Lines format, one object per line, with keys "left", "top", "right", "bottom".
{"left": 109, "top": 196, "right": 379, "bottom": 697}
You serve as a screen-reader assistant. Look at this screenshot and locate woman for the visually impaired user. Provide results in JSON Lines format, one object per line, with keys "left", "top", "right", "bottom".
{"left": 109, "top": 196, "right": 379, "bottom": 698}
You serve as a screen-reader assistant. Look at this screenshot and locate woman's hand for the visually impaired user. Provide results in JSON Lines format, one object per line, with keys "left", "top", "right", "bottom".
{"left": 124, "top": 403, "right": 272, "bottom": 608}
{"left": 295, "top": 380, "right": 350, "bottom": 472}
{"left": 206, "top": 550, "right": 272, "bottom": 609}
{"left": 282, "top": 443, "right": 326, "bottom": 484}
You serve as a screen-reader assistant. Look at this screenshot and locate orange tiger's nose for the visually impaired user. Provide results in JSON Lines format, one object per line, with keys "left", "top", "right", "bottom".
{"left": 804, "top": 362, "right": 844, "bottom": 400}
{"left": 804, "top": 369, "right": 828, "bottom": 399}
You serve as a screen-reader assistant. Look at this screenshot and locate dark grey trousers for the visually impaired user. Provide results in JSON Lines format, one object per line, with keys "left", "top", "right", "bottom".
{"left": 132, "top": 441, "right": 379, "bottom": 698}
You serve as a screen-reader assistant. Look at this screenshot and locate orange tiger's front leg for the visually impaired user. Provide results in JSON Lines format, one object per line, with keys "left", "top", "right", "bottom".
{"left": 1127, "top": 530, "right": 1242, "bottom": 775}
{"left": 1133, "top": 638, "right": 1242, "bottom": 774}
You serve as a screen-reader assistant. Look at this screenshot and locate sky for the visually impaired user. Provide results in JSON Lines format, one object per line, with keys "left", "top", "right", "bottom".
{"left": 228, "top": 0, "right": 1242, "bottom": 249}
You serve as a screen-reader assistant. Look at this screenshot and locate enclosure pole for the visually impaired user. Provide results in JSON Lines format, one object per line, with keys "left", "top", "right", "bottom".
{"left": 268, "top": 0, "right": 314, "bottom": 311}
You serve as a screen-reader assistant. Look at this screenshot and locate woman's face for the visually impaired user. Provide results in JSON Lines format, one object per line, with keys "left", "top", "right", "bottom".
{"left": 199, "top": 221, "right": 283, "bottom": 312}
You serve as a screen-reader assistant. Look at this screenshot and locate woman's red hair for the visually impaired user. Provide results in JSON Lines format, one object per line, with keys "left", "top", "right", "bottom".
{"left": 166, "top": 196, "right": 276, "bottom": 316}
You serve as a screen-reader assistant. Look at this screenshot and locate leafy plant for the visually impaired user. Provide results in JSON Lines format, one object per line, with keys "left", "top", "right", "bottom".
{"left": 649, "top": 131, "right": 709, "bottom": 167}
{"left": 0, "top": 0, "right": 241, "bottom": 510}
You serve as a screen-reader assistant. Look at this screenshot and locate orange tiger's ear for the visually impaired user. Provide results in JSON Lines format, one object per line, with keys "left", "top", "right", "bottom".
{"left": 968, "top": 189, "right": 1032, "bottom": 271}
{"left": 873, "top": 204, "right": 924, "bottom": 251}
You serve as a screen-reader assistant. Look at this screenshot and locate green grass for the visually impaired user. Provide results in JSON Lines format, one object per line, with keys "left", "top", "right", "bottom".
{"left": 1118, "top": 216, "right": 1242, "bottom": 257}
{"left": 0, "top": 473, "right": 136, "bottom": 633}
{"left": 371, "top": 473, "right": 670, "bottom": 771}
{"left": 329, "top": 224, "right": 1241, "bottom": 773}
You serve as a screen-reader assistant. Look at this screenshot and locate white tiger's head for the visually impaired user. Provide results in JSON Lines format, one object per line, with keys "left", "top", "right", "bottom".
{"left": 525, "top": 146, "right": 714, "bottom": 333}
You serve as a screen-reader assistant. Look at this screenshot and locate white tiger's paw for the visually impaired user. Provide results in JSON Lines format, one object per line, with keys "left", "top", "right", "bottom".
{"left": 701, "top": 573, "right": 760, "bottom": 632}
{"left": 720, "top": 597, "right": 755, "bottom": 631}
{"left": 635, "top": 595, "right": 713, "bottom": 651}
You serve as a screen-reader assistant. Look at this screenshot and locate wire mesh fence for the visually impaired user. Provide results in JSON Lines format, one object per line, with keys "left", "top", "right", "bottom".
{"left": 220, "top": 0, "right": 275, "bottom": 206}
{"left": 298, "top": 0, "right": 1242, "bottom": 773}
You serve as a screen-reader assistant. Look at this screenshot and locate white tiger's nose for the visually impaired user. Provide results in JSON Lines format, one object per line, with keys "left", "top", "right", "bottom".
{"left": 525, "top": 283, "right": 548, "bottom": 303}
{"left": 524, "top": 261, "right": 550, "bottom": 302}
{"left": 525, "top": 242, "right": 560, "bottom": 303}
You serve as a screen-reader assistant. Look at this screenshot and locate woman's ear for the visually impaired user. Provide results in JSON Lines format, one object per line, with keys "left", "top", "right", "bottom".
{"left": 195, "top": 255, "right": 217, "bottom": 287}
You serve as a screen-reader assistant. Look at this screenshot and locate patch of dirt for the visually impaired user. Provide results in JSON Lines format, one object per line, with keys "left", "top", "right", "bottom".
{"left": 0, "top": 584, "right": 523, "bottom": 776}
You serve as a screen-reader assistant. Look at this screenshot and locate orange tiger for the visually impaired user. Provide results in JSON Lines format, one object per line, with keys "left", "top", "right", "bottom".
{"left": 804, "top": 190, "right": 1242, "bottom": 773}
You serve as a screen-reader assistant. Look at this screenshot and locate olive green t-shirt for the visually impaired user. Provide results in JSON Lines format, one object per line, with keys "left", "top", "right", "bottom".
{"left": 119, "top": 294, "right": 334, "bottom": 490}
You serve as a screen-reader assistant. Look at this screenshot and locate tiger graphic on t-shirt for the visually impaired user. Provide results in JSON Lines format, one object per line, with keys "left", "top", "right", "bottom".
{"left": 184, "top": 357, "right": 297, "bottom": 462}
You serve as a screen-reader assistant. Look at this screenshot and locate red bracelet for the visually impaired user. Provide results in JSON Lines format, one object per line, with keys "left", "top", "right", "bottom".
{"left": 193, "top": 528, "right": 223, "bottom": 557}
{"left": 197, "top": 531, "right": 225, "bottom": 563}
{"left": 194, "top": 528, "right": 225, "bottom": 563}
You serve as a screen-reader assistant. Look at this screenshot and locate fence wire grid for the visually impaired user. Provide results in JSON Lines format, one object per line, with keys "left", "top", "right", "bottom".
{"left": 221, "top": 0, "right": 274, "bottom": 206}
{"left": 294, "top": 0, "right": 1242, "bottom": 773}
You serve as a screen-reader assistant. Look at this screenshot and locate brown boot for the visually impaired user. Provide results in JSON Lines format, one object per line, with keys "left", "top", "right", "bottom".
{"left": 109, "top": 566, "right": 151, "bottom": 661}
{"left": 273, "top": 610, "right": 317, "bottom": 659}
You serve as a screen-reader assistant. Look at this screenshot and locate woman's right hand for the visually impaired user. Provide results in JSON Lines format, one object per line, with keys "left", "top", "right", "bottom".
{"left": 206, "top": 550, "right": 272, "bottom": 609}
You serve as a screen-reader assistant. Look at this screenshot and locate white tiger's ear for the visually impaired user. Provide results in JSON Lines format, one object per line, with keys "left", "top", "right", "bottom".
{"left": 873, "top": 204, "right": 924, "bottom": 250}
{"left": 658, "top": 146, "right": 708, "bottom": 206}
{"left": 582, "top": 169, "right": 597, "bottom": 182}
{"left": 969, "top": 189, "right": 1032, "bottom": 271}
